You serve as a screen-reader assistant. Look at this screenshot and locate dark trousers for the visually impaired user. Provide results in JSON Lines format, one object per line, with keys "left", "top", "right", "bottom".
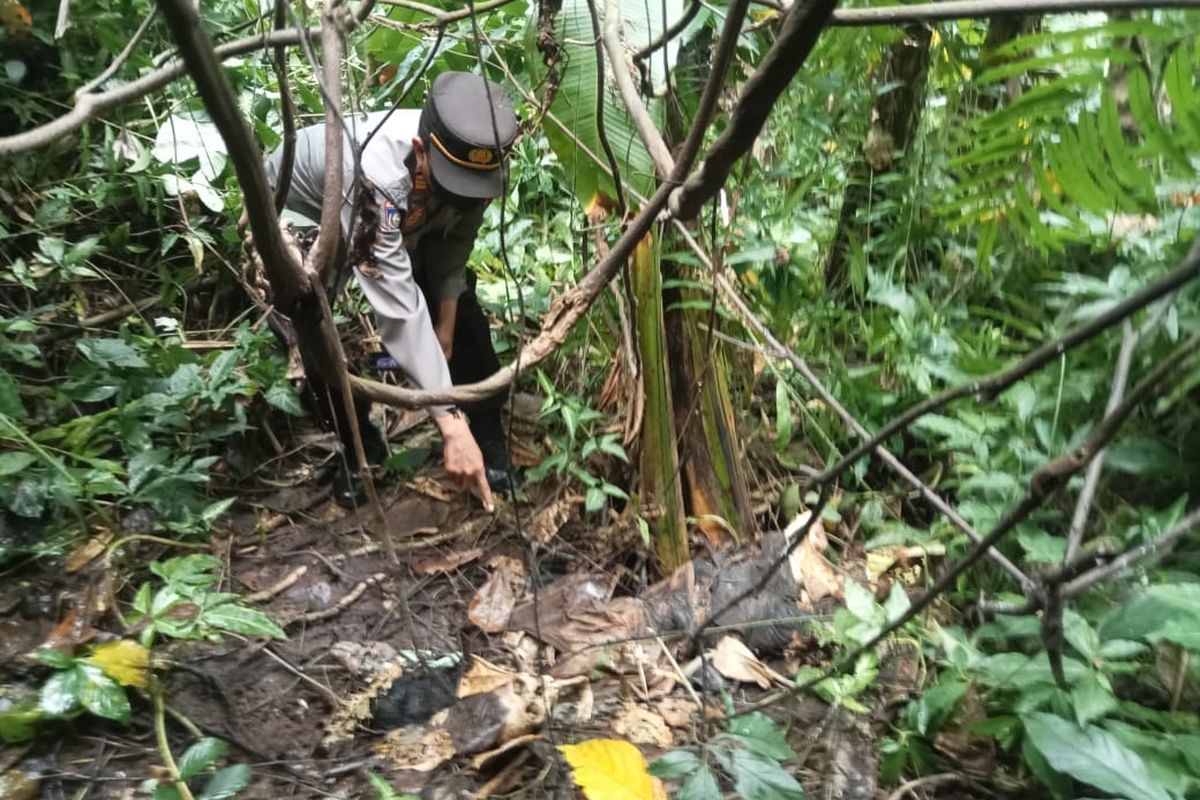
{"left": 303, "top": 269, "right": 504, "bottom": 466}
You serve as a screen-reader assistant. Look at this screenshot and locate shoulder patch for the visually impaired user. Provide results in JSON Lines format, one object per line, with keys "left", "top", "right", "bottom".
{"left": 380, "top": 200, "right": 401, "bottom": 231}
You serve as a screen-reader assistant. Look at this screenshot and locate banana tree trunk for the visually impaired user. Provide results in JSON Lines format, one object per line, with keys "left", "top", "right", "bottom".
{"left": 631, "top": 230, "right": 689, "bottom": 570}
{"left": 665, "top": 263, "right": 756, "bottom": 547}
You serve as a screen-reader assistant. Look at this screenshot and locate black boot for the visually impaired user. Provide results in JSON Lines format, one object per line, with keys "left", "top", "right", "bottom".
{"left": 331, "top": 422, "right": 389, "bottom": 509}
{"left": 476, "top": 434, "right": 520, "bottom": 497}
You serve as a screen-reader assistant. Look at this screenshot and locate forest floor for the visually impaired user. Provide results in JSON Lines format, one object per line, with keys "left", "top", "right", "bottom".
{"left": 0, "top": 407, "right": 992, "bottom": 800}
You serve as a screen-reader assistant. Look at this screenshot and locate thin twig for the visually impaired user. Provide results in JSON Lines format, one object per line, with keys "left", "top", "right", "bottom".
{"left": 1063, "top": 507, "right": 1200, "bottom": 596}
{"left": 76, "top": 6, "right": 159, "bottom": 96}
{"left": 828, "top": 0, "right": 1200, "bottom": 26}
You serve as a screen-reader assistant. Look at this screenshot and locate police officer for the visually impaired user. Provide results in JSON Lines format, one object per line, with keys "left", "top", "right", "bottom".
{"left": 265, "top": 72, "right": 519, "bottom": 510}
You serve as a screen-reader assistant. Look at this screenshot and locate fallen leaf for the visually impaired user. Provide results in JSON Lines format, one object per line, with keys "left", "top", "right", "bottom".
{"left": 787, "top": 517, "right": 841, "bottom": 603}
{"left": 65, "top": 531, "right": 113, "bottom": 573}
{"left": 709, "top": 636, "right": 786, "bottom": 689}
{"left": 87, "top": 640, "right": 149, "bottom": 688}
{"left": 558, "top": 739, "right": 667, "bottom": 800}
{"left": 528, "top": 498, "right": 575, "bottom": 544}
{"left": 373, "top": 726, "right": 456, "bottom": 772}
{"left": 656, "top": 697, "right": 699, "bottom": 729}
{"left": 405, "top": 476, "right": 455, "bottom": 502}
{"left": 458, "top": 655, "right": 517, "bottom": 698}
{"left": 414, "top": 547, "right": 483, "bottom": 575}
{"left": 612, "top": 702, "right": 673, "bottom": 748}
{"left": 866, "top": 543, "right": 946, "bottom": 583}
{"left": 468, "top": 565, "right": 520, "bottom": 633}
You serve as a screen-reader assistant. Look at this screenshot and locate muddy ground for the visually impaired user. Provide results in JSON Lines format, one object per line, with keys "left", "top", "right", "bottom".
{"left": 0, "top": 421, "right": 999, "bottom": 800}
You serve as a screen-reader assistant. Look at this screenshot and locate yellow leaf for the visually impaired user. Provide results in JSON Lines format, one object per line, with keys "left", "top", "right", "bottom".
{"left": 558, "top": 739, "right": 666, "bottom": 800}
{"left": 88, "top": 640, "right": 149, "bottom": 688}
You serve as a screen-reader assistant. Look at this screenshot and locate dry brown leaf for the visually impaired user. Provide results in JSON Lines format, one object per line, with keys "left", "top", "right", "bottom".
{"left": 65, "top": 530, "right": 113, "bottom": 573}
{"left": 866, "top": 543, "right": 946, "bottom": 583}
{"left": 458, "top": 655, "right": 517, "bottom": 698}
{"left": 708, "top": 636, "right": 786, "bottom": 689}
{"left": 656, "top": 697, "right": 699, "bottom": 729}
{"left": 612, "top": 701, "right": 673, "bottom": 748}
{"left": 528, "top": 498, "right": 574, "bottom": 544}
{"left": 414, "top": 547, "right": 483, "bottom": 576}
{"left": 470, "top": 733, "right": 542, "bottom": 770}
{"left": 468, "top": 572, "right": 516, "bottom": 633}
{"left": 787, "top": 516, "right": 841, "bottom": 603}
{"left": 372, "top": 726, "right": 456, "bottom": 772}
{"left": 405, "top": 476, "right": 455, "bottom": 502}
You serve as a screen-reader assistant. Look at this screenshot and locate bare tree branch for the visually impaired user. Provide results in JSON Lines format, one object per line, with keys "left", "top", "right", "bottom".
{"left": 668, "top": 0, "right": 838, "bottom": 220}
{"left": 828, "top": 0, "right": 1200, "bottom": 26}
{"left": 1064, "top": 507, "right": 1200, "bottom": 597}
{"left": 271, "top": 0, "right": 299, "bottom": 213}
{"left": 308, "top": 17, "right": 346, "bottom": 279}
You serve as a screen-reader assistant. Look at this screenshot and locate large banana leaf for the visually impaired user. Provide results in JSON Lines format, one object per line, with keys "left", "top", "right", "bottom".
{"left": 534, "top": 0, "right": 687, "bottom": 207}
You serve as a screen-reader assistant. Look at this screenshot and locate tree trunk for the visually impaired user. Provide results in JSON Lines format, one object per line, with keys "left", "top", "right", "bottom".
{"left": 631, "top": 229, "right": 690, "bottom": 570}
{"left": 824, "top": 25, "right": 933, "bottom": 295}
{"left": 664, "top": 262, "right": 756, "bottom": 547}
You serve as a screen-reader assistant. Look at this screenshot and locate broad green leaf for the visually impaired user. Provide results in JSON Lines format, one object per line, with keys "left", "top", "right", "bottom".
{"left": 1022, "top": 712, "right": 1171, "bottom": 800}
{"left": 202, "top": 604, "right": 286, "bottom": 640}
{"left": 77, "top": 664, "right": 131, "bottom": 724}
{"left": 649, "top": 750, "right": 702, "bottom": 779}
{"left": 179, "top": 737, "right": 229, "bottom": 781}
{"left": 0, "top": 706, "right": 40, "bottom": 744}
{"left": 728, "top": 749, "right": 807, "bottom": 800}
{"left": 39, "top": 668, "right": 83, "bottom": 716}
{"left": 198, "top": 763, "right": 251, "bottom": 800}
{"left": 0, "top": 451, "right": 35, "bottom": 476}
{"left": 679, "top": 764, "right": 721, "bottom": 800}
{"left": 265, "top": 383, "right": 304, "bottom": 416}
{"left": 1099, "top": 583, "right": 1200, "bottom": 647}
{"left": 843, "top": 580, "right": 877, "bottom": 623}
{"left": 32, "top": 648, "right": 75, "bottom": 669}
{"left": 727, "top": 713, "right": 792, "bottom": 761}
{"left": 77, "top": 338, "right": 148, "bottom": 369}
{"left": 1070, "top": 674, "right": 1116, "bottom": 727}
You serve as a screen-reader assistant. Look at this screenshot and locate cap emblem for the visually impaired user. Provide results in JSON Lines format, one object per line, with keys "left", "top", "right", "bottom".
{"left": 467, "top": 148, "right": 494, "bottom": 164}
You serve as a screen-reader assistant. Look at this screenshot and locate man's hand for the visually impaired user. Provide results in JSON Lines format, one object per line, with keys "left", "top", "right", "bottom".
{"left": 435, "top": 410, "right": 494, "bottom": 512}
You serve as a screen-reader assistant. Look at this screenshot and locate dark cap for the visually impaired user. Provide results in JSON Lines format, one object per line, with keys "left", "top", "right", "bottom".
{"left": 418, "top": 72, "right": 518, "bottom": 200}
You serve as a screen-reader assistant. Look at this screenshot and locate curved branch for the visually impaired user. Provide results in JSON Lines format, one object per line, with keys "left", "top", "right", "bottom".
{"left": 308, "top": 14, "right": 346, "bottom": 278}
{"left": 0, "top": 27, "right": 313, "bottom": 157}
{"left": 828, "top": 0, "right": 1200, "bottom": 26}
{"left": 631, "top": 0, "right": 700, "bottom": 63}
{"left": 602, "top": 0, "right": 674, "bottom": 179}
{"left": 668, "top": 0, "right": 838, "bottom": 220}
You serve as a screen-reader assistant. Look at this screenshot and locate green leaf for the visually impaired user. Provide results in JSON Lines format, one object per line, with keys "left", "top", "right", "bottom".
{"left": 77, "top": 338, "right": 149, "bottom": 369}
{"left": 264, "top": 383, "right": 303, "bottom": 416}
{"left": 1099, "top": 583, "right": 1200, "bottom": 647}
{"left": 198, "top": 763, "right": 251, "bottom": 800}
{"left": 179, "top": 737, "right": 229, "bottom": 781}
{"left": 679, "top": 763, "right": 721, "bottom": 800}
{"left": 1070, "top": 674, "right": 1116, "bottom": 727}
{"left": 843, "top": 581, "right": 878, "bottom": 623}
{"left": 727, "top": 713, "right": 793, "bottom": 761}
{"left": 366, "top": 772, "right": 420, "bottom": 800}
{"left": 774, "top": 381, "right": 793, "bottom": 453}
{"left": 0, "top": 451, "right": 36, "bottom": 476}
{"left": 882, "top": 583, "right": 910, "bottom": 623}
{"left": 728, "top": 749, "right": 807, "bottom": 800}
{"left": 209, "top": 349, "right": 239, "bottom": 387}
{"left": 154, "top": 786, "right": 184, "bottom": 800}
{"left": 202, "top": 604, "right": 286, "bottom": 640}
{"left": 77, "top": 664, "right": 131, "bottom": 724}
{"left": 1022, "top": 712, "right": 1171, "bottom": 800}
{"left": 31, "top": 648, "right": 75, "bottom": 669}
{"left": 39, "top": 668, "right": 83, "bottom": 716}
{"left": 650, "top": 750, "right": 703, "bottom": 779}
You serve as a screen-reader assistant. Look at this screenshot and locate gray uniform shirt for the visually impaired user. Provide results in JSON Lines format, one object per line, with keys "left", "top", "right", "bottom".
{"left": 266, "top": 110, "right": 485, "bottom": 411}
